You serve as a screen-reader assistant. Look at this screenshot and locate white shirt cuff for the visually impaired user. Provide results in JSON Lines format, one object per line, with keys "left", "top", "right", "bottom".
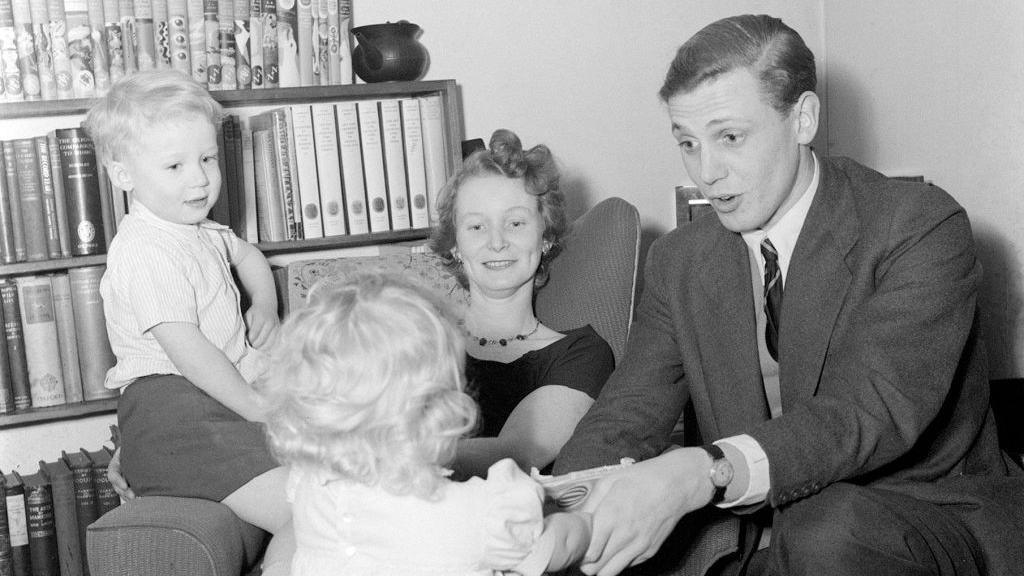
{"left": 715, "top": 434, "right": 769, "bottom": 508}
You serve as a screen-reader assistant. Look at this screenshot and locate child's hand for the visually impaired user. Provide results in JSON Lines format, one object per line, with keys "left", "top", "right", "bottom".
{"left": 245, "top": 304, "right": 281, "bottom": 349}
{"left": 108, "top": 447, "right": 137, "bottom": 500}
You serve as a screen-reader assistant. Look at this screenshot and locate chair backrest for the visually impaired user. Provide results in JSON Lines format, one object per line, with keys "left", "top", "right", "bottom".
{"left": 535, "top": 197, "right": 642, "bottom": 364}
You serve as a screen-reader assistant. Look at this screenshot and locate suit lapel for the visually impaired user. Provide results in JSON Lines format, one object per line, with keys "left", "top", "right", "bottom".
{"left": 780, "top": 159, "right": 859, "bottom": 408}
{"left": 694, "top": 226, "right": 771, "bottom": 438}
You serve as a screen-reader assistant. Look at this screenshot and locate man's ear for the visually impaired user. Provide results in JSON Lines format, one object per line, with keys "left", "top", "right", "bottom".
{"left": 107, "top": 160, "right": 133, "bottom": 192}
{"left": 793, "top": 91, "right": 820, "bottom": 145}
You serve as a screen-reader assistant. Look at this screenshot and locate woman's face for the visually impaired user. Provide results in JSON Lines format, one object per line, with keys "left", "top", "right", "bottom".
{"left": 453, "top": 175, "right": 547, "bottom": 299}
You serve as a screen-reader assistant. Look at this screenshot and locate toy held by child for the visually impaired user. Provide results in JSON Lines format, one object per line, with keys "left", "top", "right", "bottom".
{"left": 85, "top": 69, "right": 291, "bottom": 572}
{"left": 257, "top": 272, "right": 592, "bottom": 576}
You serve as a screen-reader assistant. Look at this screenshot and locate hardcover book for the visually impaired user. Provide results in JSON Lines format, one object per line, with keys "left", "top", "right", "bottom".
{"left": 33, "top": 136, "right": 62, "bottom": 260}
{"left": 3, "top": 471, "right": 30, "bottom": 576}
{"left": 239, "top": 123, "right": 258, "bottom": 242}
{"left": 186, "top": 0, "right": 205, "bottom": 84}
{"left": 275, "top": 0, "right": 297, "bottom": 87}
{"left": 85, "top": 0, "right": 111, "bottom": 94}
{"left": 250, "top": 128, "right": 284, "bottom": 242}
{"left": 166, "top": 0, "right": 189, "bottom": 74}
{"left": 132, "top": 0, "right": 157, "bottom": 71}
{"left": 15, "top": 275, "right": 66, "bottom": 408}
{"left": 295, "top": 0, "right": 311, "bottom": 85}
{"left": 0, "top": 145, "right": 18, "bottom": 263}
{"left": 0, "top": 278, "right": 30, "bottom": 410}
{"left": 231, "top": 0, "right": 249, "bottom": 88}
{"left": 0, "top": 0, "right": 23, "bottom": 101}
{"left": 11, "top": 0, "right": 41, "bottom": 101}
{"left": 81, "top": 447, "right": 119, "bottom": 516}
{"left": 334, "top": 100, "right": 368, "bottom": 235}
{"left": 59, "top": 450, "right": 95, "bottom": 573}
{"left": 50, "top": 272, "right": 84, "bottom": 404}
{"left": 102, "top": 0, "right": 125, "bottom": 83}
{"left": 151, "top": 0, "right": 171, "bottom": 69}
{"left": 11, "top": 138, "right": 49, "bottom": 262}
{"left": 1, "top": 141, "right": 26, "bottom": 261}
{"left": 247, "top": 0, "right": 260, "bottom": 87}
{"left": 19, "top": 471, "right": 60, "bottom": 576}
{"left": 203, "top": 0, "right": 220, "bottom": 89}
{"left": 47, "top": 0, "right": 76, "bottom": 99}
{"left": 38, "top": 459, "right": 83, "bottom": 576}
{"left": 259, "top": 0, "right": 276, "bottom": 87}
{"left": 117, "top": 0, "right": 138, "bottom": 74}
{"left": 0, "top": 473, "right": 12, "bottom": 576}
{"left": 55, "top": 127, "right": 106, "bottom": 256}
{"left": 378, "top": 98, "right": 411, "bottom": 231}
{"left": 356, "top": 100, "right": 391, "bottom": 233}
{"left": 250, "top": 107, "right": 300, "bottom": 240}
{"left": 0, "top": 295, "right": 13, "bottom": 413}
{"left": 45, "top": 132, "right": 72, "bottom": 258}
{"left": 288, "top": 104, "right": 324, "bottom": 238}
{"left": 310, "top": 102, "right": 346, "bottom": 236}
{"left": 217, "top": 0, "right": 236, "bottom": 89}
{"left": 63, "top": 0, "right": 98, "bottom": 98}
{"left": 400, "top": 98, "right": 430, "bottom": 229}
{"left": 28, "top": 0, "right": 57, "bottom": 101}
{"left": 418, "top": 94, "right": 448, "bottom": 225}
{"left": 67, "top": 265, "right": 116, "bottom": 401}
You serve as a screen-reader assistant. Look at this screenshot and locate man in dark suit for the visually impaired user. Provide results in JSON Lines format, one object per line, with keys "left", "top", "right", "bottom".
{"left": 554, "top": 14, "right": 1024, "bottom": 576}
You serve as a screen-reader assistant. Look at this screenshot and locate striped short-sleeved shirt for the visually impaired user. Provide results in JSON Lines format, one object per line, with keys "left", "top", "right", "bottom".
{"left": 101, "top": 202, "right": 267, "bottom": 390}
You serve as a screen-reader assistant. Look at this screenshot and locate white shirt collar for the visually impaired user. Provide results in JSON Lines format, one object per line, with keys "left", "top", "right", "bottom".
{"left": 741, "top": 151, "right": 820, "bottom": 283}
{"left": 130, "top": 200, "right": 229, "bottom": 233}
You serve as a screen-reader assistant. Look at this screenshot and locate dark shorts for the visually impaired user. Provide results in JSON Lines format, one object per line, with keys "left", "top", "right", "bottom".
{"left": 117, "top": 374, "right": 279, "bottom": 501}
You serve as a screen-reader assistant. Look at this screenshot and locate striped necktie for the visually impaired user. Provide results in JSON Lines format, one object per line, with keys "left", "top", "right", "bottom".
{"left": 761, "top": 238, "right": 783, "bottom": 361}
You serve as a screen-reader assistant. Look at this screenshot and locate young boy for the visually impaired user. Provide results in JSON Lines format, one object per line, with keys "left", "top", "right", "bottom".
{"left": 85, "top": 69, "right": 291, "bottom": 573}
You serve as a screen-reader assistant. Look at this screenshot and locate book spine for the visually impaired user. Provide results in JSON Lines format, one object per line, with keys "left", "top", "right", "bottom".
{"left": 46, "top": 0, "right": 75, "bottom": 99}
{"left": 356, "top": 100, "right": 391, "bottom": 233}
{"left": 334, "top": 101, "right": 367, "bottom": 235}
{"left": 310, "top": 102, "right": 345, "bottom": 236}
{"left": 0, "top": 145, "right": 17, "bottom": 263}
{"left": 219, "top": 116, "right": 239, "bottom": 234}
{"left": 378, "top": 99, "right": 411, "bottom": 231}
{"left": 0, "top": 279, "right": 30, "bottom": 410}
{"left": 334, "top": 0, "right": 349, "bottom": 84}
{"left": 0, "top": 290, "right": 12, "bottom": 413}
{"left": 151, "top": 0, "right": 170, "bottom": 68}
{"left": 231, "top": 0, "right": 248, "bottom": 88}
{"left": 95, "top": 166, "right": 115, "bottom": 246}
{"left": 295, "top": 0, "right": 310, "bottom": 85}
{"left": 259, "top": 0, "right": 275, "bottom": 87}
{"left": 250, "top": 128, "right": 283, "bottom": 242}
{"left": 45, "top": 133, "right": 72, "bottom": 259}
{"left": 55, "top": 128, "right": 105, "bottom": 257}
{"left": 85, "top": 0, "right": 111, "bottom": 94}
{"left": 246, "top": 0, "right": 259, "bottom": 87}
{"left": 185, "top": 0, "right": 205, "bottom": 84}
{"left": 33, "top": 137, "right": 62, "bottom": 260}
{"left": 10, "top": 0, "right": 40, "bottom": 101}
{"left": 24, "top": 477, "right": 59, "bottom": 576}
{"left": 117, "top": 0, "right": 137, "bottom": 74}
{"left": 28, "top": 1, "right": 57, "bottom": 101}
{"left": 311, "top": 0, "right": 324, "bottom": 85}
{"left": 38, "top": 462, "right": 82, "bottom": 576}
{"left": 0, "top": 474, "right": 12, "bottom": 575}
{"left": 275, "top": 0, "right": 296, "bottom": 87}
{"left": 165, "top": 0, "right": 188, "bottom": 74}
{"left": 62, "top": 0, "right": 97, "bottom": 98}
{"left": 49, "top": 273, "right": 83, "bottom": 404}
{"left": 1, "top": 142, "right": 25, "bottom": 262}
{"left": 289, "top": 104, "right": 323, "bottom": 238}
{"left": 101, "top": 0, "right": 124, "bottom": 83}
{"left": 202, "top": 0, "right": 219, "bottom": 89}
{"left": 400, "top": 98, "right": 430, "bottom": 229}
{"left": 67, "top": 266, "right": 116, "bottom": 401}
{"left": 16, "top": 276, "right": 66, "bottom": 408}
{"left": 132, "top": 0, "right": 155, "bottom": 71}
{"left": 269, "top": 109, "right": 299, "bottom": 240}
{"left": 3, "top": 476, "right": 29, "bottom": 576}
{"left": 0, "top": 0, "right": 23, "bottom": 101}
{"left": 239, "top": 123, "right": 258, "bottom": 242}
{"left": 11, "top": 138, "right": 49, "bottom": 262}
{"left": 216, "top": 0, "right": 234, "bottom": 89}
{"left": 85, "top": 451, "right": 119, "bottom": 516}
{"left": 419, "top": 94, "right": 448, "bottom": 226}
{"left": 60, "top": 453, "right": 95, "bottom": 573}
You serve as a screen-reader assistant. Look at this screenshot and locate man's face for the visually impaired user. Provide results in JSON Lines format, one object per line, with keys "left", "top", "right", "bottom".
{"left": 667, "top": 67, "right": 813, "bottom": 233}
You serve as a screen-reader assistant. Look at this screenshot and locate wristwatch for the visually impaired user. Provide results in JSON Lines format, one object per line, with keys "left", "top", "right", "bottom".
{"left": 701, "top": 444, "right": 734, "bottom": 505}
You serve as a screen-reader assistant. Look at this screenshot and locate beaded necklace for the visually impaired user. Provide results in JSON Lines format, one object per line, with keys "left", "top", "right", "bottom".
{"left": 463, "top": 318, "right": 541, "bottom": 347}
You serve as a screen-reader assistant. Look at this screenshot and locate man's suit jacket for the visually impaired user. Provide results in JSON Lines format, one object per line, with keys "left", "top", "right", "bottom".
{"left": 555, "top": 156, "right": 1024, "bottom": 574}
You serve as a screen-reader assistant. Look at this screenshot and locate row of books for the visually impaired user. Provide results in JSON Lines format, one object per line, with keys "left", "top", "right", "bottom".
{"left": 220, "top": 93, "right": 449, "bottom": 243}
{"left": 0, "top": 266, "right": 117, "bottom": 415}
{"left": 1, "top": 444, "right": 119, "bottom": 576}
{"left": 0, "top": 130, "right": 114, "bottom": 266}
{"left": 0, "top": 0, "right": 354, "bottom": 103}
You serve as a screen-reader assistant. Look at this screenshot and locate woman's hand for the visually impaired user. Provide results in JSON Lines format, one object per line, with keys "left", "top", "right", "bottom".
{"left": 107, "top": 446, "right": 137, "bottom": 500}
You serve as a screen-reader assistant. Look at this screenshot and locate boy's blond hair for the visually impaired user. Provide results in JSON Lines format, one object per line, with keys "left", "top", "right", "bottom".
{"left": 83, "top": 69, "right": 224, "bottom": 166}
{"left": 258, "top": 272, "right": 477, "bottom": 500}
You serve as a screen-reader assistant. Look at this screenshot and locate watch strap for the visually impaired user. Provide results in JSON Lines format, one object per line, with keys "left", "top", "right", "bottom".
{"left": 702, "top": 443, "right": 728, "bottom": 505}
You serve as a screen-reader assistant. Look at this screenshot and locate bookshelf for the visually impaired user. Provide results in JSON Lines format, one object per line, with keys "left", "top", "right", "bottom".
{"left": 0, "top": 80, "right": 463, "bottom": 429}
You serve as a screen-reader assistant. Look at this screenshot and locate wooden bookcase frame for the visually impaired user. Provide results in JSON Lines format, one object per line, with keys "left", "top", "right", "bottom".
{"left": 0, "top": 79, "right": 463, "bottom": 428}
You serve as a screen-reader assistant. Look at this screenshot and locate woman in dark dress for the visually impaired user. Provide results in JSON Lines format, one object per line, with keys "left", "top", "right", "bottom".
{"left": 431, "top": 129, "right": 615, "bottom": 478}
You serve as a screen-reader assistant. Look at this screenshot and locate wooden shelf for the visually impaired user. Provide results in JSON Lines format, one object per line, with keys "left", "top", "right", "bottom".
{"left": 0, "top": 398, "right": 117, "bottom": 428}
{"left": 0, "top": 254, "right": 108, "bottom": 276}
{"left": 257, "top": 228, "right": 430, "bottom": 255}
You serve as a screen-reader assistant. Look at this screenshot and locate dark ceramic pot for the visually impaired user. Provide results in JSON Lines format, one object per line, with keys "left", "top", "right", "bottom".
{"left": 351, "top": 21, "right": 429, "bottom": 83}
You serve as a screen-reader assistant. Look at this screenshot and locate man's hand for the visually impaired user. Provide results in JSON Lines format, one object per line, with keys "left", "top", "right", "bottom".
{"left": 108, "top": 446, "right": 136, "bottom": 501}
{"left": 579, "top": 447, "right": 714, "bottom": 576}
{"left": 244, "top": 304, "right": 280, "bottom": 350}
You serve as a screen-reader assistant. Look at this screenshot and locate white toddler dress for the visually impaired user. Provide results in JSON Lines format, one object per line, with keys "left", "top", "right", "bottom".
{"left": 287, "top": 458, "right": 546, "bottom": 576}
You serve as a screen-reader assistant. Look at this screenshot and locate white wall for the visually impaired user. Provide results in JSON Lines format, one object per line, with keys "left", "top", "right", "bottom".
{"left": 822, "top": 1, "right": 1024, "bottom": 377}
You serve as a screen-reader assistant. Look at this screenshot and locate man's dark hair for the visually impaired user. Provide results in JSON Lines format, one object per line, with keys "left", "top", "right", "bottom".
{"left": 659, "top": 14, "right": 816, "bottom": 113}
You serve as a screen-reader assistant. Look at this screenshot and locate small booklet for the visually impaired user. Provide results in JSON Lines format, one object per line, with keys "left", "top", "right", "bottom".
{"left": 530, "top": 458, "right": 636, "bottom": 510}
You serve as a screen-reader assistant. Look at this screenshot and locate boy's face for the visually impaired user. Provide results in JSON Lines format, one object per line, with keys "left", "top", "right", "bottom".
{"left": 110, "top": 114, "right": 221, "bottom": 226}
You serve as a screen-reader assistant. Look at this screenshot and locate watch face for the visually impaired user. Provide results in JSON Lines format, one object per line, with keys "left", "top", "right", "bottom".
{"left": 711, "top": 459, "right": 734, "bottom": 487}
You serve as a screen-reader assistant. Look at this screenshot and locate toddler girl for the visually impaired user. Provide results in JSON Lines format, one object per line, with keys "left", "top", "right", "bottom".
{"left": 257, "top": 272, "right": 590, "bottom": 575}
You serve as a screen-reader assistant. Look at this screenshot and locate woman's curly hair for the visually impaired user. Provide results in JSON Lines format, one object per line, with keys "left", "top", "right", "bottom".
{"left": 430, "top": 129, "right": 567, "bottom": 290}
